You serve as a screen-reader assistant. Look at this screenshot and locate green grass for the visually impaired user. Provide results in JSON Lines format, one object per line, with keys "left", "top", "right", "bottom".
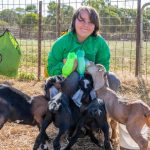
{"left": 17, "top": 72, "right": 37, "bottom": 81}
{"left": 18, "top": 39, "right": 150, "bottom": 76}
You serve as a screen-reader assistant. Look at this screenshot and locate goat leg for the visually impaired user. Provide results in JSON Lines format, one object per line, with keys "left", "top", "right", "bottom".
{"left": 126, "top": 123, "right": 148, "bottom": 150}
{"left": 86, "top": 129, "right": 103, "bottom": 147}
{"left": 64, "top": 116, "right": 86, "bottom": 150}
{"left": 37, "top": 124, "right": 52, "bottom": 150}
{"left": 0, "top": 114, "right": 7, "bottom": 129}
{"left": 110, "top": 119, "right": 119, "bottom": 145}
{"left": 63, "top": 128, "right": 83, "bottom": 150}
{"left": 53, "top": 127, "right": 68, "bottom": 150}
{"left": 40, "top": 132, "right": 51, "bottom": 150}
{"left": 101, "top": 122, "right": 113, "bottom": 150}
{"left": 33, "top": 112, "right": 52, "bottom": 150}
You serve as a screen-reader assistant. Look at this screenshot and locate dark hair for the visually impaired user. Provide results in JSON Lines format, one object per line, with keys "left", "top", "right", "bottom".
{"left": 71, "top": 6, "right": 100, "bottom": 36}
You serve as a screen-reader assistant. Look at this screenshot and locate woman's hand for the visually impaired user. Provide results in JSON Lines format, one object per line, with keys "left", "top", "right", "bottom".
{"left": 63, "top": 59, "right": 67, "bottom": 64}
{"left": 73, "top": 59, "right": 78, "bottom": 71}
{"left": 63, "top": 58, "right": 78, "bottom": 71}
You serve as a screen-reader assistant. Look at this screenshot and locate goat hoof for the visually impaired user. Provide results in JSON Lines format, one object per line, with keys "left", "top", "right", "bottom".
{"left": 99, "top": 144, "right": 104, "bottom": 148}
{"left": 110, "top": 139, "right": 118, "bottom": 146}
{"left": 41, "top": 144, "right": 48, "bottom": 150}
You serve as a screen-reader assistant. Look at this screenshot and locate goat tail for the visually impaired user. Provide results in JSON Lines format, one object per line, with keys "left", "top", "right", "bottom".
{"left": 145, "top": 110, "right": 150, "bottom": 127}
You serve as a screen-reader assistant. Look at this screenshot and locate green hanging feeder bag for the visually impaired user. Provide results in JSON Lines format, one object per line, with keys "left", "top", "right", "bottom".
{"left": 0, "top": 29, "right": 21, "bottom": 77}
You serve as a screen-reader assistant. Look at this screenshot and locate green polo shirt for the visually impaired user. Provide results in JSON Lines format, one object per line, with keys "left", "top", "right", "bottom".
{"left": 47, "top": 31, "right": 110, "bottom": 76}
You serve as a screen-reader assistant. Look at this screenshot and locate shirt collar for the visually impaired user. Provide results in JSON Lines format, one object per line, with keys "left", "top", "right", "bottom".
{"left": 70, "top": 31, "right": 91, "bottom": 44}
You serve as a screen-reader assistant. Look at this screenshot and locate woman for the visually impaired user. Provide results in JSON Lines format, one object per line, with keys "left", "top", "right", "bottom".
{"left": 46, "top": 6, "right": 120, "bottom": 101}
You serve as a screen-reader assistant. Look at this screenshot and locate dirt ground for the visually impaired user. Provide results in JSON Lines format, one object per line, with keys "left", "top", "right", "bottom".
{"left": 0, "top": 73, "right": 150, "bottom": 150}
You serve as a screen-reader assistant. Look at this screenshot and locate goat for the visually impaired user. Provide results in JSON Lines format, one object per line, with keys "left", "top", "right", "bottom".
{"left": 86, "top": 63, "right": 150, "bottom": 150}
{"left": 33, "top": 92, "right": 73, "bottom": 150}
{"left": 34, "top": 72, "right": 112, "bottom": 150}
{"left": 33, "top": 72, "right": 79, "bottom": 150}
{"left": 64, "top": 98, "right": 112, "bottom": 150}
{"left": 0, "top": 84, "right": 49, "bottom": 150}
{"left": 44, "top": 75, "right": 65, "bottom": 100}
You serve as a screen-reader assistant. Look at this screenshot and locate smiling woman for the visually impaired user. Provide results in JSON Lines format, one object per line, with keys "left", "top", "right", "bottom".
{"left": 45, "top": 6, "right": 120, "bottom": 111}
{"left": 47, "top": 6, "right": 111, "bottom": 77}
{"left": 74, "top": 8, "right": 96, "bottom": 42}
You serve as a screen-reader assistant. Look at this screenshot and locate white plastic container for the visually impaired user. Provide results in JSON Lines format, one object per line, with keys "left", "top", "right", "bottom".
{"left": 119, "top": 123, "right": 148, "bottom": 150}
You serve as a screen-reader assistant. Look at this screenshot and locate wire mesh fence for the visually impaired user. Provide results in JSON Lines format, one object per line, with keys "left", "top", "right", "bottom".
{"left": 0, "top": 0, "right": 150, "bottom": 79}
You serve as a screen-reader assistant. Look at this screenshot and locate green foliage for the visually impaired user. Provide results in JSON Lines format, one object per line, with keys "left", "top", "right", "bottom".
{"left": 15, "top": 7, "right": 25, "bottom": 14}
{"left": 0, "top": 1, "right": 149, "bottom": 78}
{"left": 82, "top": 0, "right": 139, "bottom": 33}
{"left": 0, "top": 20, "right": 9, "bottom": 26}
{"left": 0, "top": 1, "right": 149, "bottom": 37}
{"left": 14, "top": 7, "right": 25, "bottom": 27}
{"left": 17, "top": 72, "right": 36, "bottom": 81}
{"left": 60, "top": 4, "right": 74, "bottom": 31}
{"left": 9, "top": 39, "right": 149, "bottom": 79}
{"left": 47, "top": 1, "right": 58, "bottom": 17}
{"left": 0, "top": 9, "right": 19, "bottom": 25}
{"left": 25, "top": 4, "right": 37, "bottom": 13}
{"left": 143, "top": 8, "right": 150, "bottom": 30}
{"left": 21, "top": 13, "right": 38, "bottom": 29}
{"left": 46, "top": 1, "right": 74, "bottom": 31}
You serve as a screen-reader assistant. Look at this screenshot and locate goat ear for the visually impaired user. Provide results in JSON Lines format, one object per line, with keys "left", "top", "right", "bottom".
{"left": 104, "top": 72, "right": 109, "bottom": 87}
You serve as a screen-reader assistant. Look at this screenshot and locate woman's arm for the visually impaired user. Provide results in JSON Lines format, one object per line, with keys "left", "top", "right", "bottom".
{"left": 95, "top": 37, "right": 110, "bottom": 72}
{"left": 47, "top": 40, "right": 64, "bottom": 76}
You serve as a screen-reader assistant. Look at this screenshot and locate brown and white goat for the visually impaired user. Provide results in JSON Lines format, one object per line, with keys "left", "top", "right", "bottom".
{"left": 86, "top": 63, "right": 150, "bottom": 150}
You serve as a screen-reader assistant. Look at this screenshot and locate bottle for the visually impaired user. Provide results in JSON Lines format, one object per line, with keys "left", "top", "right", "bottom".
{"left": 62, "top": 52, "right": 77, "bottom": 78}
{"left": 76, "top": 50, "right": 85, "bottom": 77}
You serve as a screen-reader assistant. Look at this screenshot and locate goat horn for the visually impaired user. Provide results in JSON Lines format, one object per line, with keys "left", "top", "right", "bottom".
{"left": 96, "top": 64, "right": 106, "bottom": 71}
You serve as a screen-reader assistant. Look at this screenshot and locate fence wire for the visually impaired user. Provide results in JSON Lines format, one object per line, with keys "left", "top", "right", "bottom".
{"left": 0, "top": 0, "right": 150, "bottom": 79}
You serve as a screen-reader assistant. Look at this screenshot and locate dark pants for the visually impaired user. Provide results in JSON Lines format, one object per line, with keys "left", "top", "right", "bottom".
{"left": 107, "top": 72, "right": 121, "bottom": 92}
{"left": 63, "top": 71, "right": 121, "bottom": 94}
{"left": 45, "top": 71, "right": 121, "bottom": 100}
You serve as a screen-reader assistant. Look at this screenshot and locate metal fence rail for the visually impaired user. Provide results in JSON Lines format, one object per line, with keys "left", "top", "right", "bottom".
{"left": 0, "top": 0, "right": 149, "bottom": 79}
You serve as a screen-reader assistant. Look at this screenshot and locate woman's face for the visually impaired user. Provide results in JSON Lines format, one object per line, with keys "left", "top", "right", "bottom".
{"left": 75, "top": 10, "right": 95, "bottom": 42}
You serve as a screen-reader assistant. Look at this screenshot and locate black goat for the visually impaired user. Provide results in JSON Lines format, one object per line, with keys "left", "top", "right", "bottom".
{"left": 64, "top": 73, "right": 112, "bottom": 150}
{"left": 34, "top": 72, "right": 112, "bottom": 150}
{"left": 0, "top": 84, "right": 50, "bottom": 150}
{"left": 33, "top": 92, "right": 72, "bottom": 150}
{"left": 33, "top": 72, "right": 79, "bottom": 150}
{"left": 33, "top": 90, "right": 101, "bottom": 150}
{"left": 64, "top": 98, "right": 112, "bottom": 150}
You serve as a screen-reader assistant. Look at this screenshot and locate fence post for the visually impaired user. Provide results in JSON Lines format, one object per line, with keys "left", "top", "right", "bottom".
{"left": 38, "top": 1, "right": 42, "bottom": 80}
{"left": 135, "top": 0, "right": 142, "bottom": 77}
{"left": 56, "top": 0, "right": 61, "bottom": 37}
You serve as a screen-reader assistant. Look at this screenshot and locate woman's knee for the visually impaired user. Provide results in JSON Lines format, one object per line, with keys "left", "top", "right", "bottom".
{"left": 107, "top": 72, "right": 121, "bottom": 92}
{"left": 62, "top": 71, "right": 80, "bottom": 97}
